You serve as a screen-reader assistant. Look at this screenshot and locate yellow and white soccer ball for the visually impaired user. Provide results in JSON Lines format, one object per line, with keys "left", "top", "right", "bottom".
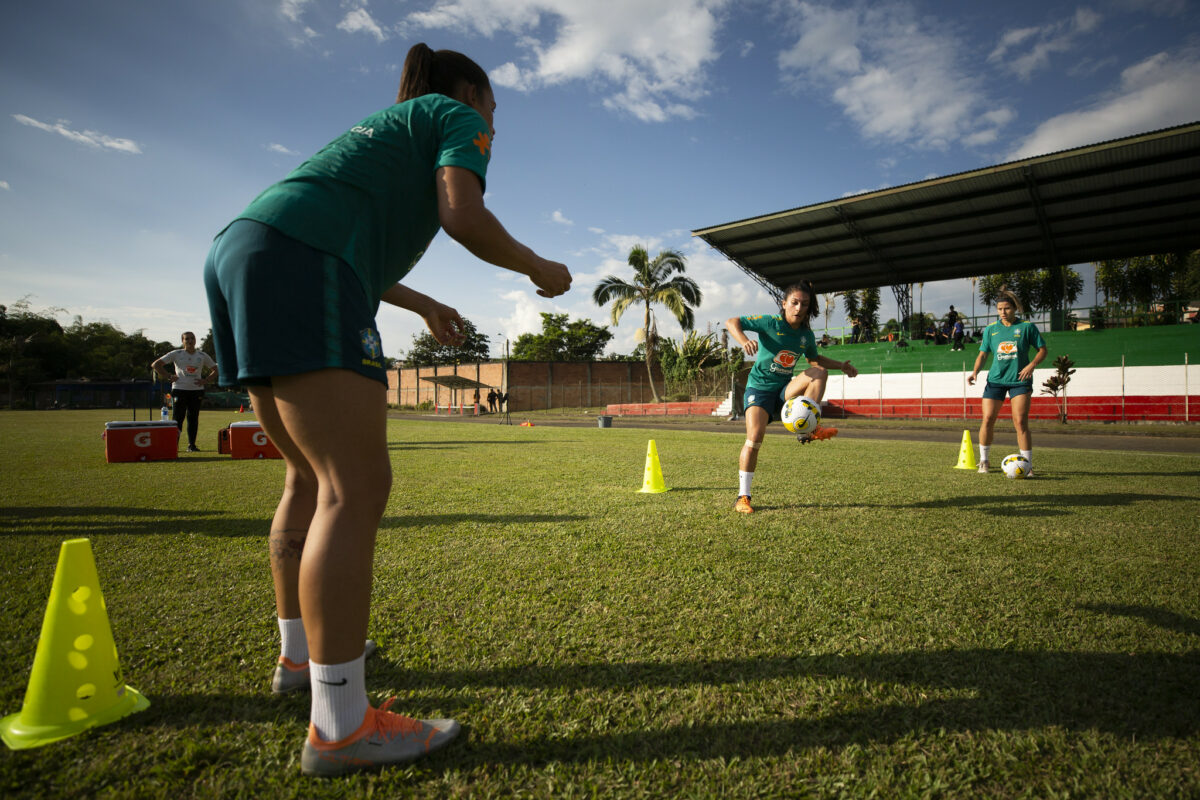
{"left": 781, "top": 396, "right": 821, "bottom": 435}
{"left": 1001, "top": 454, "right": 1032, "bottom": 479}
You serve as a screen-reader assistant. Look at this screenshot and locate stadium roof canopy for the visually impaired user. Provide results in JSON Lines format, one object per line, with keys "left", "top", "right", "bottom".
{"left": 692, "top": 121, "right": 1200, "bottom": 298}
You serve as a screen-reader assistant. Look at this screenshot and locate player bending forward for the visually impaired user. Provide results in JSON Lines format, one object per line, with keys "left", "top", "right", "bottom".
{"left": 726, "top": 281, "right": 858, "bottom": 514}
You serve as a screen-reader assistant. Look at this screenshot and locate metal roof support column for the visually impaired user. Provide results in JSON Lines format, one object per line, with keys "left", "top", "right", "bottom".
{"left": 1023, "top": 166, "right": 1067, "bottom": 328}
{"left": 832, "top": 207, "right": 910, "bottom": 337}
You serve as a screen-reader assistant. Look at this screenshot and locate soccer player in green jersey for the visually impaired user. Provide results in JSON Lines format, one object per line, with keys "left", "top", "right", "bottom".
{"left": 967, "top": 291, "right": 1048, "bottom": 476}
{"left": 204, "top": 43, "right": 571, "bottom": 776}
{"left": 726, "top": 281, "right": 859, "bottom": 513}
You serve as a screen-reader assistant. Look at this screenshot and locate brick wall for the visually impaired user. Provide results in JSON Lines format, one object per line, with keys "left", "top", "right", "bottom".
{"left": 388, "top": 360, "right": 664, "bottom": 411}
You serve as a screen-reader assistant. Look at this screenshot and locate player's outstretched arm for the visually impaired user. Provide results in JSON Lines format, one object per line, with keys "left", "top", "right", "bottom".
{"left": 436, "top": 166, "right": 571, "bottom": 298}
{"left": 382, "top": 283, "right": 466, "bottom": 346}
{"left": 815, "top": 354, "right": 857, "bottom": 378}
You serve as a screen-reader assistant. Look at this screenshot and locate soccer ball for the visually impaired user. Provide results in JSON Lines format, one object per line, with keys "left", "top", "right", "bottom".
{"left": 1001, "top": 454, "right": 1031, "bottom": 479}
{"left": 781, "top": 396, "right": 821, "bottom": 435}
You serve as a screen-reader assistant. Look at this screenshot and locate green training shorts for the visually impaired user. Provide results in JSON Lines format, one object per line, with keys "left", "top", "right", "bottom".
{"left": 204, "top": 219, "right": 387, "bottom": 387}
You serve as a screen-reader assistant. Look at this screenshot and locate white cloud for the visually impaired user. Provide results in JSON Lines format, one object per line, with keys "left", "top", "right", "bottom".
{"left": 773, "top": 2, "right": 1013, "bottom": 149}
{"left": 279, "top": 0, "right": 311, "bottom": 23}
{"left": 497, "top": 289, "right": 566, "bottom": 340}
{"left": 988, "top": 7, "right": 1103, "bottom": 81}
{"left": 13, "top": 114, "right": 142, "bottom": 154}
{"left": 278, "top": 0, "right": 319, "bottom": 44}
{"left": 1006, "top": 49, "right": 1200, "bottom": 160}
{"left": 550, "top": 209, "right": 574, "bottom": 226}
{"left": 407, "top": 0, "right": 728, "bottom": 122}
{"left": 0, "top": 180, "right": 9, "bottom": 191}
{"left": 337, "top": 8, "right": 387, "bottom": 42}
{"left": 267, "top": 142, "right": 300, "bottom": 156}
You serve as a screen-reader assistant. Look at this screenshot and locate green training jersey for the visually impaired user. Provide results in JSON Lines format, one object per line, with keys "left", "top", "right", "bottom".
{"left": 979, "top": 319, "right": 1045, "bottom": 384}
{"left": 232, "top": 93, "right": 491, "bottom": 309}
{"left": 740, "top": 313, "right": 819, "bottom": 391}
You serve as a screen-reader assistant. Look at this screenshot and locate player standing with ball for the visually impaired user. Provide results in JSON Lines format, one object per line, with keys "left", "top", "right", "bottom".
{"left": 204, "top": 43, "right": 571, "bottom": 777}
{"left": 726, "top": 281, "right": 858, "bottom": 514}
{"left": 967, "top": 290, "right": 1047, "bottom": 476}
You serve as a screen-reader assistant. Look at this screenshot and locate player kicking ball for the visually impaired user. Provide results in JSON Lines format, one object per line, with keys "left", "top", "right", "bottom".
{"left": 726, "top": 281, "right": 859, "bottom": 513}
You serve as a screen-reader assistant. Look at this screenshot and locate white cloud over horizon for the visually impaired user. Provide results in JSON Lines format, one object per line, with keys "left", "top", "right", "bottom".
{"left": 12, "top": 114, "right": 142, "bottom": 154}
{"left": 772, "top": 1, "right": 1015, "bottom": 149}
{"left": 406, "top": 0, "right": 728, "bottom": 122}
{"left": 337, "top": 7, "right": 387, "bottom": 41}
{"left": 989, "top": 7, "right": 1103, "bottom": 81}
{"left": 1006, "top": 48, "right": 1200, "bottom": 160}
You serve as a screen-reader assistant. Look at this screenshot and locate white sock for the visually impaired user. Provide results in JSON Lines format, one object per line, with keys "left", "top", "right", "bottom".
{"left": 739, "top": 470, "right": 754, "bottom": 497}
{"left": 979, "top": 445, "right": 990, "bottom": 463}
{"left": 1020, "top": 449, "right": 1032, "bottom": 465}
{"left": 310, "top": 653, "right": 369, "bottom": 743}
{"left": 278, "top": 617, "right": 308, "bottom": 664}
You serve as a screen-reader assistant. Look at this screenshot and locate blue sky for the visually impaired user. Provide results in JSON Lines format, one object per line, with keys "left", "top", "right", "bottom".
{"left": 3, "top": 0, "right": 1198, "bottom": 359}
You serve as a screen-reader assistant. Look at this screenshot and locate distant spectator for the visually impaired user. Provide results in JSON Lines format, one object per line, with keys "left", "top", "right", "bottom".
{"left": 850, "top": 317, "right": 861, "bottom": 344}
{"left": 473, "top": 388, "right": 480, "bottom": 410}
{"left": 951, "top": 318, "right": 965, "bottom": 350}
{"left": 152, "top": 331, "right": 218, "bottom": 452}
{"left": 818, "top": 333, "right": 831, "bottom": 347}
{"left": 487, "top": 388, "right": 497, "bottom": 412}
{"left": 947, "top": 305, "right": 958, "bottom": 328}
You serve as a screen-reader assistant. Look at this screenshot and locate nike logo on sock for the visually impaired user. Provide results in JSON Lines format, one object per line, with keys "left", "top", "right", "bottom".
{"left": 317, "top": 678, "right": 348, "bottom": 686}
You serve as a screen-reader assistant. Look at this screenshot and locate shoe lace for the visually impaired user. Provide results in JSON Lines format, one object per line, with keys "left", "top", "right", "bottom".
{"left": 370, "top": 698, "right": 426, "bottom": 741}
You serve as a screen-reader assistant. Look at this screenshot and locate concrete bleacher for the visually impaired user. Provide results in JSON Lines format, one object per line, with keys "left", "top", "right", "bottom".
{"left": 820, "top": 325, "right": 1198, "bottom": 374}
{"left": 606, "top": 325, "right": 1197, "bottom": 422}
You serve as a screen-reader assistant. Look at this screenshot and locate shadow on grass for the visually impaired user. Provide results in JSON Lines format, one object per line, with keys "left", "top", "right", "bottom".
{"left": 409, "top": 647, "right": 1200, "bottom": 765}
{"left": 380, "top": 513, "right": 585, "bottom": 528}
{"left": 903, "top": 492, "right": 1193, "bottom": 517}
{"left": 1054, "top": 469, "right": 1200, "bottom": 478}
{"left": 131, "top": 645, "right": 1200, "bottom": 765}
{"left": 388, "top": 440, "right": 547, "bottom": 450}
{"left": 0, "top": 506, "right": 236, "bottom": 537}
{"left": 0, "top": 507, "right": 584, "bottom": 537}
{"left": 1080, "top": 602, "right": 1200, "bottom": 637}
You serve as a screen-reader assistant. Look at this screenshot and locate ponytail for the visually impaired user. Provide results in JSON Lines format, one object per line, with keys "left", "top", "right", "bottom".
{"left": 397, "top": 43, "right": 491, "bottom": 103}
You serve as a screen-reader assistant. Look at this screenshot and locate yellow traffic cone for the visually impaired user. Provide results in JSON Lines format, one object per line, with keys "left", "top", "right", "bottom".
{"left": 954, "top": 430, "right": 978, "bottom": 470}
{"left": 1, "top": 539, "right": 149, "bottom": 750}
{"left": 638, "top": 439, "right": 670, "bottom": 493}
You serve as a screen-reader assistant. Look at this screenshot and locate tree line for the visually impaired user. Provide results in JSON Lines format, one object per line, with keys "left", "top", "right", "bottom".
{"left": 5, "top": 249, "right": 1194, "bottom": 408}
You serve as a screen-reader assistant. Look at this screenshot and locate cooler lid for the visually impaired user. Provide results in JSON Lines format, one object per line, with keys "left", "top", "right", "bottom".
{"left": 229, "top": 421, "right": 262, "bottom": 428}
{"left": 105, "top": 420, "right": 178, "bottom": 429}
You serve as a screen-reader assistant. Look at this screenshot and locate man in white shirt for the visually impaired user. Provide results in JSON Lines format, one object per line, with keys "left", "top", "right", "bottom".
{"left": 152, "top": 331, "right": 218, "bottom": 452}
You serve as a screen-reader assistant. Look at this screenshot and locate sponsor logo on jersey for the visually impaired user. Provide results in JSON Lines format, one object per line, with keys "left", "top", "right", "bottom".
{"left": 998, "top": 341, "right": 1017, "bottom": 355}
{"left": 774, "top": 350, "right": 798, "bottom": 369}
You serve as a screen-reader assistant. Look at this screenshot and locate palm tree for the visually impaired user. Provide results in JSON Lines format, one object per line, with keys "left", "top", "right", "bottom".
{"left": 593, "top": 246, "right": 701, "bottom": 403}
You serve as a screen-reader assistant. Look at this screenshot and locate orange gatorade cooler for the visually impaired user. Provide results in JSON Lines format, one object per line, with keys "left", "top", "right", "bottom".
{"left": 104, "top": 421, "right": 179, "bottom": 463}
{"left": 217, "top": 426, "right": 231, "bottom": 454}
{"left": 229, "top": 421, "right": 282, "bottom": 459}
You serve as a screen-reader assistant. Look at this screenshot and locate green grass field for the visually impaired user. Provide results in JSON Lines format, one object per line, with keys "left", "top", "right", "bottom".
{"left": 1, "top": 410, "right": 1198, "bottom": 799}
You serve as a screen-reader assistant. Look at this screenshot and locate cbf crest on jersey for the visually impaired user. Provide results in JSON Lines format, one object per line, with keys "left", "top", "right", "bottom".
{"left": 360, "top": 328, "right": 382, "bottom": 360}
